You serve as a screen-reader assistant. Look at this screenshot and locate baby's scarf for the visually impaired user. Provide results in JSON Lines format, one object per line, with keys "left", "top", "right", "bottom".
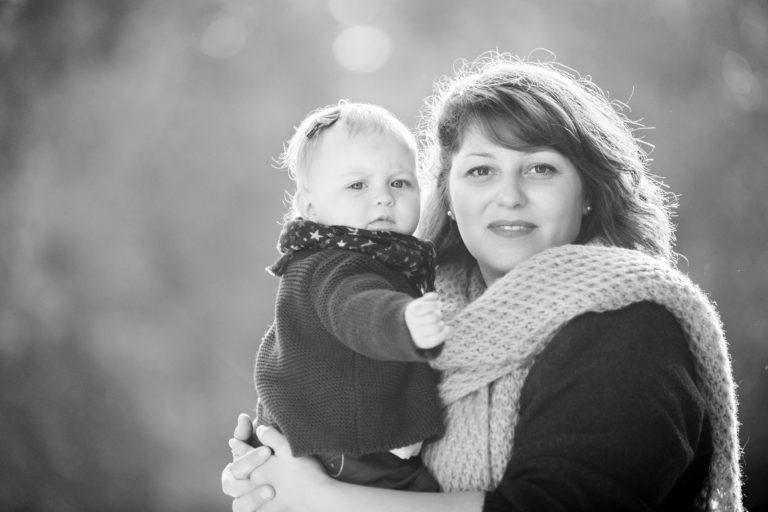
{"left": 268, "top": 218, "right": 435, "bottom": 293}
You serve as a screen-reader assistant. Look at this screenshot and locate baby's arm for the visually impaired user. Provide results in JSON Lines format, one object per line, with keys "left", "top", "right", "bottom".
{"left": 404, "top": 291, "right": 449, "bottom": 350}
{"left": 311, "top": 252, "right": 444, "bottom": 360}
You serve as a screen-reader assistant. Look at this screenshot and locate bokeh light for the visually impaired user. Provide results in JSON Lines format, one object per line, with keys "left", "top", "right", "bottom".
{"left": 332, "top": 25, "right": 391, "bottom": 74}
{"left": 199, "top": 14, "right": 248, "bottom": 59}
{"left": 721, "top": 50, "right": 760, "bottom": 110}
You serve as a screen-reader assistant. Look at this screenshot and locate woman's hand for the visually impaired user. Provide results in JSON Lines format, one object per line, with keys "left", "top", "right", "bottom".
{"left": 222, "top": 418, "right": 332, "bottom": 512}
{"left": 222, "top": 413, "right": 274, "bottom": 510}
{"left": 223, "top": 415, "right": 485, "bottom": 512}
{"left": 222, "top": 444, "right": 275, "bottom": 511}
{"left": 229, "top": 413, "right": 259, "bottom": 462}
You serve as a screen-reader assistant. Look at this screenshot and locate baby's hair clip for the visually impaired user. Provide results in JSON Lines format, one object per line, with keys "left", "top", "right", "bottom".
{"left": 305, "top": 107, "right": 342, "bottom": 139}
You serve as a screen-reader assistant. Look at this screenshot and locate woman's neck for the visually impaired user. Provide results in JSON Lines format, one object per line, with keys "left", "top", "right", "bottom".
{"left": 477, "top": 264, "right": 501, "bottom": 287}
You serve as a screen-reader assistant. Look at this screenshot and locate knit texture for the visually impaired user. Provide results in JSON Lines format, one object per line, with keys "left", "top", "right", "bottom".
{"left": 255, "top": 248, "right": 444, "bottom": 457}
{"left": 421, "top": 244, "right": 742, "bottom": 512}
{"left": 268, "top": 219, "right": 437, "bottom": 293}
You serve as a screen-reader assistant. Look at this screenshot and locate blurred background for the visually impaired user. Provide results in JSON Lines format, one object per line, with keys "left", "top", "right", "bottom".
{"left": 0, "top": 0, "right": 765, "bottom": 510}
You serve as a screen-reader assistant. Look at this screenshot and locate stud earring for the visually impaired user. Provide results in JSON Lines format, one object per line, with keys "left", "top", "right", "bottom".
{"left": 584, "top": 205, "right": 592, "bottom": 215}
{"left": 447, "top": 210, "right": 454, "bottom": 219}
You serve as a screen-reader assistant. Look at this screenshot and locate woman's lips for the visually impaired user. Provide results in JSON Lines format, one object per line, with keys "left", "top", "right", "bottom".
{"left": 487, "top": 220, "right": 536, "bottom": 237}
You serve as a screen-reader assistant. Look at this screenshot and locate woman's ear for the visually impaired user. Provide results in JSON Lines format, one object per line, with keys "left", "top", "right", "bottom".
{"left": 444, "top": 196, "right": 455, "bottom": 221}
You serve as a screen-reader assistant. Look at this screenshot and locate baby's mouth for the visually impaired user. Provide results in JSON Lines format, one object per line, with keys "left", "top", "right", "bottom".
{"left": 367, "top": 217, "right": 395, "bottom": 229}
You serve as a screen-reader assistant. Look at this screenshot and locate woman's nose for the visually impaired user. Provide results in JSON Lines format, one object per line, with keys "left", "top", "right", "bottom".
{"left": 495, "top": 175, "right": 526, "bottom": 208}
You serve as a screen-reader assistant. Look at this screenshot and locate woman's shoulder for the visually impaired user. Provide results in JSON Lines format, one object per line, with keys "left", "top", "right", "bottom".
{"left": 521, "top": 300, "right": 705, "bottom": 435}
{"left": 539, "top": 301, "right": 692, "bottom": 372}
{"left": 567, "top": 300, "right": 683, "bottom": 335}
{"left": 510, "top": 301, "right": 711, "bottom": 512}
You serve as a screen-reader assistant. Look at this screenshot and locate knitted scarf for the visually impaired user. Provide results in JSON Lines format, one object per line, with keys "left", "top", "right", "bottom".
{"left": 422, "top": 244, "right": 742, "bottom": 512}
{"left": 268, "top": 219, "right": 436, "bottom": 293}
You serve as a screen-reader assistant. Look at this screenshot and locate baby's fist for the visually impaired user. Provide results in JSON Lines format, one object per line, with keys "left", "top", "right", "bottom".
{"left": 404, "top": 292, "right": 449, "bottom": 350}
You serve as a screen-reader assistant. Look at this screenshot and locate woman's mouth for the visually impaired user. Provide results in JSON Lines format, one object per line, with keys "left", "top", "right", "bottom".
{"left": 487, "top": 220, "right": 536, "bottom": 237}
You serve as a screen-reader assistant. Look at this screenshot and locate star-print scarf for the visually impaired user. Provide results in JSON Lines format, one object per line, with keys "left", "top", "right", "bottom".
{"left": 268, "top": 219, "right": 436, "bottom": 293}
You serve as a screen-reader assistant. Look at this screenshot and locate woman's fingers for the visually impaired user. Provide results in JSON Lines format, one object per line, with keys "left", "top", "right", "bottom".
{"left": 229, "top": 446, "right": 273, "bottom": 479}
{"left": 229, "top": 438, "right": 254, "bottom": 458}
{"left": 234, "top": 413, "right": 254, "bottom": 442}
{"left": 232, "top": 486, "right": 275, "bottom": 512}
{"left": 222, "top": 462, "right": 257, "bottom": 498}
{"left": 222, "top": 442, "right": 276, "bottom": 511}
{"left": 255, "top": 425, "right": 290, "bottom": 456}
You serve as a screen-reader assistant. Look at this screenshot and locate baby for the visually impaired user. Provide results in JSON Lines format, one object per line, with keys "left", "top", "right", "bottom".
{"left": 250, "top": 101, "right": 447, "bottom": 491}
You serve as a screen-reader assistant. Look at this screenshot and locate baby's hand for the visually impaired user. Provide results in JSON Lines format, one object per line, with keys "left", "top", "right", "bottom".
{"left": 404, "top": 292, "right": 449, "bottom": 350}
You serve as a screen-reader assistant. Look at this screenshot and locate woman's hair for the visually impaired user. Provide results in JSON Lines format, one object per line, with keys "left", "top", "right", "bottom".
{"left": 417, "top": 51, "right": 678, "bottom": 269}
{"left": 276, "top": 100, "right": 418, "bottom": 222}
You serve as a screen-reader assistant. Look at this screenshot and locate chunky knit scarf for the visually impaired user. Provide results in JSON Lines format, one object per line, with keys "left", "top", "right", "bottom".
{"left": 268, "top": 219, "right": 436, "bottom": 293}
{"left": 422, "top": 244, "right": 742, "bottom": 512}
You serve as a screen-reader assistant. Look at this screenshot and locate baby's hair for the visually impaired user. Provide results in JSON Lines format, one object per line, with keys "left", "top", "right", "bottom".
{"left": 275, "top": 100, "right": 418, "bottom": 222}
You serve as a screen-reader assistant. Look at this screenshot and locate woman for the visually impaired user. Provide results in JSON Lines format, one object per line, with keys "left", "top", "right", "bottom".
{"left": 222, "top": 53, "right": 743, "bottom": 512}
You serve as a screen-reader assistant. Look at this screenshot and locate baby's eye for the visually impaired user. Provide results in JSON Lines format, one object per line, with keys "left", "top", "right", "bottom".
{"left": 467, "top": 166, "right": 493, "bottom": 177}
{"left": 390, "top": 179, "right": 411, "bottom": 188}
{"left": 348, "top": 182, "right": 365, "bottom": 190}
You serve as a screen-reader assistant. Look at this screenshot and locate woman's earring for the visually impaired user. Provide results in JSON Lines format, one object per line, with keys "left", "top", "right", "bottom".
{"left": 584, "top": 205, "right": 592, "bottom": 215}
{"left": 447, "top": 210, "right": 454, "bottom": 220}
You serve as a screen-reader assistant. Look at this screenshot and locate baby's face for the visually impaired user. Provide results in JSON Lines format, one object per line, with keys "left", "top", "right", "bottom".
{"left": 301, "top": 127, "right": 420, "bottom": 235}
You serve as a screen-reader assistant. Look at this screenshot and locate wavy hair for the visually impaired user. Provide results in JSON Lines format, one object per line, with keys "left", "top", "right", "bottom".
{"left": 417, "top": 52, "right": 678, "bottom": 271}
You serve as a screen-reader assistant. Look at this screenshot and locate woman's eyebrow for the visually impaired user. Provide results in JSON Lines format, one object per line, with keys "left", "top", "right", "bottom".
{"left": 457, "top": 150, "right": 494, "bottom": 158}
{"left": 457, "top": 146, "right": 556, "bottom": 158}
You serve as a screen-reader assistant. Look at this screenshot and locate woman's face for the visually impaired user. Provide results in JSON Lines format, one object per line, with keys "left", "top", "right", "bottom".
{"left": 448, "top": 126, "right": 586, "bottom": 285}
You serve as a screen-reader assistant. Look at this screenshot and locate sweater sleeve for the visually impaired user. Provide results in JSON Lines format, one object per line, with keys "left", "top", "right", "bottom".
{"left": 308, "top": 250, "right": 436, "bottom": 362}
{"left": 483, "top": 302, "right": 712, "bottom": 512}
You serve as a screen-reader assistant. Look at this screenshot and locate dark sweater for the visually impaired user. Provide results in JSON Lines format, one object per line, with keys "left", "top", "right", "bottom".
{"left": 484, "top": 302, "right": 712, "bottom": 512}
{"left": 255, "top": 248, "right": 444, "bottom": 457}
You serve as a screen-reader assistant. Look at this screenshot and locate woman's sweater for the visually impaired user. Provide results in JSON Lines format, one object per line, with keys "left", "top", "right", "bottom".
{"left": 423, "top": 244, "right": 742, "bottom": 512}
{"left": 484, "top": 301, "right": 712, "bottom": 511}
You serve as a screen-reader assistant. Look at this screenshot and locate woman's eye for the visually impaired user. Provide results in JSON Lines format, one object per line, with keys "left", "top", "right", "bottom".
{"left": 467, "top": 166, "right": 493, "bottom": 177}
{"left": 527, "top": 164, "right": 556, "bottom": 176}
{"left": 390, "top": 179, "right": 410, "bottom": 188}
{"left": 348, "top": 182, "right": 365, "bottom": 190}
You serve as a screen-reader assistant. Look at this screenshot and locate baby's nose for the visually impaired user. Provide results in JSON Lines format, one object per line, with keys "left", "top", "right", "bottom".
{"left": 376, "top": 190, "right": 395, "bottom": 205}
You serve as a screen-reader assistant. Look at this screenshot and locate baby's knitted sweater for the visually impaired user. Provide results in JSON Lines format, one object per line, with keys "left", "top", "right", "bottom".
{"left": 255, "top": 248, "right": 444, "bottom": 457}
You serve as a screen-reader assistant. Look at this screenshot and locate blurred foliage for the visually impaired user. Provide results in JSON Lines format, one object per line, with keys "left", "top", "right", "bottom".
{"left": 0, "top": 0, "right": 766, "bottom": 510}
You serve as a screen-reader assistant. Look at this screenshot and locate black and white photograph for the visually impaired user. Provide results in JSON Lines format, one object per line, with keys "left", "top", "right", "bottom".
{"left": 0, "top": 1, "right": 765, "bottom": 511}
